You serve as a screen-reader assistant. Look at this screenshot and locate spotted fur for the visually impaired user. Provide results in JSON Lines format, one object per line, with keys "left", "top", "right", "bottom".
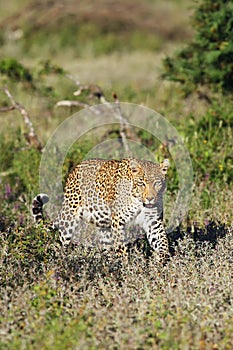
{"left": 32, "top": 158, "right": 169, "bottom": 262}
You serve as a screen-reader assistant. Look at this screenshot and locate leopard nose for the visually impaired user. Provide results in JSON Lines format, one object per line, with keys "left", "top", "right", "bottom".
{"left": 146, "top": 197, "right": 154, "bottom": 202}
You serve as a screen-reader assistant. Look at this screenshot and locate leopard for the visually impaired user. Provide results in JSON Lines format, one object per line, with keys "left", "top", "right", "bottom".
{"left": 32, "top": 157, "right": 169, "bottom": 262}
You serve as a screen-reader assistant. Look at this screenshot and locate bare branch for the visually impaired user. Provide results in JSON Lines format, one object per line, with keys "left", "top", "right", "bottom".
{"left": 56, "top": 100, "right": 89, "bottom": 108}
{"left": 73, "top": 84, "right": 105, "bottom": 101}
{"left": 2, "top": 87, "right": 42, "bottom": 151}
{"left": 55, "top": 100, "right": 102, "bottom": 115}
{"left": 66, "top": 74, "right": 105, "bottom": 100}
{"left": 112, "top": 92, "right": 130, "bottom": 153}
{"left": 60, "top": 75, "right": 140, "bottom": 153}
{"left": 0, "top": 105, "right": 15, "bottom": 112}
{"left": 65, "top": 74, "right": 80, "bottom": 86}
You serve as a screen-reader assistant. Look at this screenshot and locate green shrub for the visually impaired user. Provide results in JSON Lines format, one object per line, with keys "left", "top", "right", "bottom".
{"left": 0, "top": 136, "right": 15, "bottom": 172}
{"left": 0, "top": 131, "right": 41, "bottom": 196}
{"left": 163, "top": 0, "right": 233, "bottom": 93}
{"left": 12, "top": 148, "right": 41, "bottom": 194}
{"left": 184, "top": 100, "right": 233, "bottom": 186}
{"left": 0, "top": 58, "right": 33, "bottom": 82}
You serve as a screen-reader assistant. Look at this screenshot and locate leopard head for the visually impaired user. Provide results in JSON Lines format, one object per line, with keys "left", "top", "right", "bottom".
{"left": 130, "top": 159, "right": 169, "bottom": 208}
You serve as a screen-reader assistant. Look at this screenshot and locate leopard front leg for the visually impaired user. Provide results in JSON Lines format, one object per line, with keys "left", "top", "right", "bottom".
{"left": 110, "top": 212, "right": 132, "bottom": 257}
{"left": 135, "top": 208, "right": 169, "bottom": 263}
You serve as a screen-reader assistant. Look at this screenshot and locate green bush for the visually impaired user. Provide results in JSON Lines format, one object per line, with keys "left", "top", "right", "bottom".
{"left": 12, "top": 147, "right": 41, "bottom": 193}
{"left": 163, "top": 0, "right": 233, "bottom": 93}
{"left": 184, "top": 99, "right": 233, "bottom": 187}
{"left": 0, "top": 58, "right": 33, "bottom": 82}
{"left": 0, "top": 131, "right": 41, "bottom": 196}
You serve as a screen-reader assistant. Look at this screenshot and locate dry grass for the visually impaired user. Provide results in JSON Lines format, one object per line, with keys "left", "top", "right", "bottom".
{"left": 1, "top": 221, "right": 233, "bottom": 349}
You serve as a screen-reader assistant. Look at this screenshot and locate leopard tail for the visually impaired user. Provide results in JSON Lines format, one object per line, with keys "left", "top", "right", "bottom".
{"left": 32, "top": 193, "right": 49, "bottom": 222}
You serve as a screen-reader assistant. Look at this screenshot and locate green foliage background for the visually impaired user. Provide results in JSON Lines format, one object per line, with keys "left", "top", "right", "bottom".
{"left": 163, "top": 0, "right": 233, "bottom": 93}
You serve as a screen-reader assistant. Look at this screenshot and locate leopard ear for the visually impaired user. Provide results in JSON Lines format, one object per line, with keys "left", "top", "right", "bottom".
{"left": 130, "top": 159, "right": 142, "bottom": 174}
{"left": 160, "top": 159, "right": 169, "bottom": 174}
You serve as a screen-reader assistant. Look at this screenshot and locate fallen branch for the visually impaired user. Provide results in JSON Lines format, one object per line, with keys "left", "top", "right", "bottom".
{"left": 65, "top": 74, "right": 80, "bottom": 86}
{"left": 66, "top": 74, "right": 105, "bottom": 101}
{"left": 112, "top": 92, "right": 129, "bottom": 153}
{"left": 56, "top": 100, "right": 89, "bottom": 108}
{"left": 74, "top": 84, "right": 105, "bottom": 102}
{"left": 2, "top": 86, "right": 42, "bottom": 151}
{"left": 55, "top": 99, "right": 102, "bottom": 115}
{"left": 57, "top": 75, "right": 139, "bottom": 154}
{"left": 0, "top": 105, "right": 15, "bottom": 112}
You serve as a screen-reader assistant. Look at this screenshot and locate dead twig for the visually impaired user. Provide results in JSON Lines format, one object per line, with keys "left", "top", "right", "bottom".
{"left": 0, "top": 105, "right": 15, "bottom": 112}
{"left": 56, "top": 100, "right": 89, "bottom": 108}
{"left": 57, "top": 74, "right": 140, "bottom": 154}
{"left": 65, "top": 74, "right": 80, "bottom": 86}
{"left": 66, "top": 74, "right": 105, "bottom": 101}
{"left": 74, "top": 84, "right": 106, "bottom": 103}
{"left": 2, "top": 86, "right": 43, "bottom": 151}
{"left": 55, "top": 99, "right": 102, "bottom": 115}
{"left": 112, "top": 92, "right": 129, "bottom": 153}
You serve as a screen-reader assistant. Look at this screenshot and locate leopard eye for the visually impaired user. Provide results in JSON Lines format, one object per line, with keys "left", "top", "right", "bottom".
{"left": 138, "top": 181, "right": 146, "bottom": 187}
{"left": 153, "top": 179, "right": 162, "bottom": 187}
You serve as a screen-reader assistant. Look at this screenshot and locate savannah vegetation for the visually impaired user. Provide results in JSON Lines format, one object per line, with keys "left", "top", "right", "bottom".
{"left": 0, "top": 0, "right": 233, "bottom": 349}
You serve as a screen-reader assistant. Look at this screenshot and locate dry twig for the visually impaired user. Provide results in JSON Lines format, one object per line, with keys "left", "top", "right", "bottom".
{"left": 0, "top": 105, "right": 15, "bottom": 112}
{"left": 56, "top": 75, "right": 139, "bottom": 153}
{"left": 2, "top": 87, "right": 42, "bottom": 151}
{"left": 112, "top": 92, "right": 129, "bottom": 153}
{"left": 56, "top": 100, "right": 89, "bottom": 108}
